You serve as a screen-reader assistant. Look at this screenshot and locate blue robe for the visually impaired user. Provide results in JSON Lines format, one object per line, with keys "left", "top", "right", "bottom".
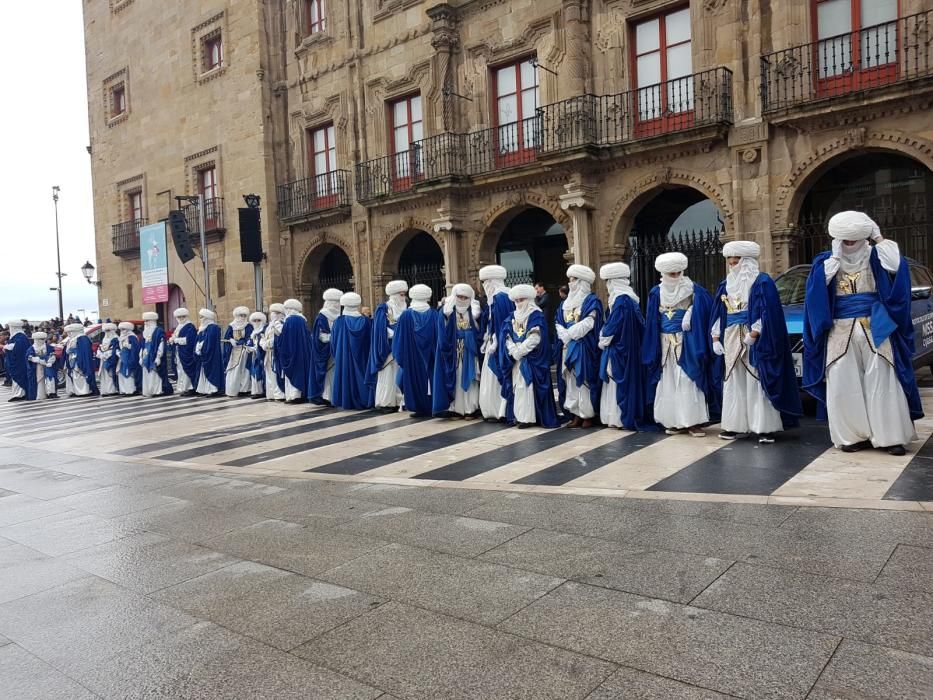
{"left": 118, "top": 335, "right": 142, "bottom": 390}
{"left": 24, "top": 345, "right": 57, "bottom": 401}
{"left": 195, "top": 324, "right": 224, "bottom": 392}
{"left": 174, "top": 323, "right": 199, "bottom": 388}
{"left": 4, "top": 332, "right": 29, "bottom": 392}
{"left": 222, "top": 324, "right": 250, "bottom": 371}
{"left": 71, "top": 335, "right": 99, "bottom": 394}
{"left": 556, "top": 293, "right": 604, "bottom": 413}
{"left": 432, "top": 309, "right": 482, "bottom": 415}
{"left": 101, "top": 337, "right": 120, "bottom": 389}
{"left": 279, "top": 314, "right": 311, "bottom": 399}
{"left": 499, "top": 309, "right": 560, "bottom": 427}
{"left": 641, "top": 283, "right": 721, "bottom": 420}
{"left": 308, "top": 313, "right": 334, "bottom": 404}
{"left": 711, "top": 274, "right": 802, "bottom": 428}
{"left": 484, "top": 292, "right": 515, "bottom": 386}
{"left": 248, "top": 325, "right": 266, "bottom": 390}
{"left": 366, "top": 303, "right": 396, "bottom": 389}
{"left": 803, "top": 248, "right": 922, "bottom": 420}
{"left": 331, "top": 315, "right": 374, "bottom": 410}
{"left": 392, "top": 307, "right": 438, "bottom": 415}
{"left": 599, "top": 295, "right": 657, "bottom": 431}
{"left": 142, "top": 327, "right": 174, "bottom": 395}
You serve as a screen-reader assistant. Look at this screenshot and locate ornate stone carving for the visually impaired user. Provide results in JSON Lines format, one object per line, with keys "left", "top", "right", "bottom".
{"left": 703, "top": 0, "right": 728, "bottom": 14}
{"left": 741, "top": 148, "right": 759, "bottom": 164}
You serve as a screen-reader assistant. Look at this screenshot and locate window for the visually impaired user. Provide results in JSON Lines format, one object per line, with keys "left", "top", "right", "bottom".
{"left": 813, "top": 0, "right": 898, "bottom": 91}
{"left": 111, "top": 84, "right": 126, "bottom": 119}
{"left": 128, "top": 191, "right": 143, "bottom": 222}
{"left": 309, "top": 124, "right": 338, "bottom": 204}
{"left": 632, "top": 7, "right": 693, "bottom": 133}
{"left": 198, "top": 167, "right": 218, "bottom": 229}
{"left": 493, "top": 58, "right": 540, "bottom": 164}
{"left": 204, "top": 33, "right": 223, "bottom": 72}
{"left": 306, "top": 0, "right": 326, "bottom": 35}
{"left": 389, "top": 94, "right": 423, "bottom": 187}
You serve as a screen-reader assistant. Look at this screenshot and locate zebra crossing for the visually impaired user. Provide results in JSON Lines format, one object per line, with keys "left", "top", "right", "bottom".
{"left": 2, "top": 386, "right": 932, "bottom": 508}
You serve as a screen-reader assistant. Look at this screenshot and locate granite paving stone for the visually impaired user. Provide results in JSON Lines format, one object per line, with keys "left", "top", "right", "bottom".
{"left": 876, "top": 544, "right": 933, "bottom": 593}
{"left": 241, "top": 489, "right": 392, "bottom": 527}
{"left": 604, "top": 497, "right": 799, "bottom": 527}
{"left": 626, "top": 514, "right": 779, "bottom": 560}
{"left": 0, "top": 465, "right": 103, "bottom": 499}
{"left": 109, "top": 499, "right": 271, "bottom": 544}
{"left": 0, "top": 576, "right": 197, "bottom": 676}
{"left": 61, "top": 531, "right": 239, "bottom": 594}
{"left": 479, "top": 528, "right": 732, "bottom": 603}
{"left": 77, "top": 620, "right": 382, "bottom": 700}
{"left": 0, "top": 493, "right": 74, "bottom": 527}
{"left": 152, "top": 560, "right": 383, "bottom": 650}
{"left": 692, "top": 561, "right": 933, "bottom": 656}
{"left": 349, "top": 482, "right": 499, "bottom": 515}
{"left": 0, "top": 543, "right": 92, "bottom": 604}
{"left": 779, "top": 506, "right": 933, "bottom": 548}
{"left": 806, "top": 640, "right": 933, "bottom": 700}
{"left": 0, "top": 644, "right": 100, "bottom": 700}
{"left": 319, "top": 542, "right": 563, "bottom": 625}
{"left": 202, "top": 519, "right": 389, "bottom": 577}
{"left": 499, "top": 581, "right": 838, "bottom": 700}
{"left": 292, "top": 601, "right": 616, "bottom": 700}
{"left": 52, "top": 484, "right": 183, "bottom": 517}
{"left": 107, "top": 465, "right": 208, "bottom": 491}
{"left": 336, "top": 507, "right": 531, "bottom": 557}
{"left": 156, "top": 475, "right": 286, "bottom": 508}
{"left": 585, "top": 665, "right": 732, "bottom": 699}
{"left": 0, "top": 510, "right": 141, "bottom": 556}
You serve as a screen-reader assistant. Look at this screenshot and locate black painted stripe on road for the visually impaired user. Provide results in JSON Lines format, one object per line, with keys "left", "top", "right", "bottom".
{"left": 884, "top": 433, "right": 933, "bottom": 501}
{"left": 514, "top": 430, "right": 671, "bottom": 486}
{"left": 5, "top": 396, "right": 205, "bottom": 434}
{"left": 0, "top": 395, "right": 199, "bottom": 431}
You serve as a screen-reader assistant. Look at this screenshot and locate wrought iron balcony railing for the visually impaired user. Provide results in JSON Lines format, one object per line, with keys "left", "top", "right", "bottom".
{"left": 462, "top": 116, "right": 542, "bottom": 174}
{"left": 111, "top": 218, "right": 147, "bottom": 256}
{"left": 355, "top": 133, "right": 467, "bottom": 200}
{"left": 184, "top": 197, "right": 225, "bottom": 238}
{"left": 277, "top": 170, "right": 351, "bottom": 220}
{"left": 761, "top": 11, "right": 933, "bottom": 113}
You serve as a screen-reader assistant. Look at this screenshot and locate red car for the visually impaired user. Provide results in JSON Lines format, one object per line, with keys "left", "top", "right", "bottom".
{"left": 52, "top": 321, "right": 148, "bottom": 387}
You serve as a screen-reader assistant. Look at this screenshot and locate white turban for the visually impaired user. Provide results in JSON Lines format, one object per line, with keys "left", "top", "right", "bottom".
{"left": 566, "top": 264, "right": 596, "bottom": 283}
{"left": 142, "top": 311, "right": 159, "bottom": 321}
{"left": 340, "top": 292, "right": 362, "bottom": 307}
{"left": 510, "top": 284, "right": 539, "bottom": 325}
{"left": 173, "top": 308, "right": 189, "bottom": 318}
{"left": 409, "top": 284, "right": 432, "bottom": 302}
{"left": 199, "top": 308, "right": 216, "bottom": 320}
{"left": 509, "top": 284, "right": 535, "bottom": 301}
{"left": 322, "top": 288, "right": 343, "bottom": 302}
{"left": 828, "top": 211, "right": 878, "bottom": 241}
{"left": 479, "top": 265, "right": 507, "bottom": 281}
{"left": 385, "top": 280, "right": 408, "bottom": 296}
{"left": 283, "top": 299, "right": 302, "bottom": 312}
{"left": 118, "top": 321, "right": 135, "bottom": 331}
{"left": 249, "top": 312, "right": 266, "bottom": 324}
{"left": 65, "top": 323, "right": 84, "bottom": 333}
{"left": 269, "top": 303, "right": 285, "bottom": 314}
{"left": 451, "top": 283, "right": 474, "bottom": 300}
{"left": 102, "top": 322, "right": 117, "bottom": 331}
{"left": 32, "top": 331, "right": 47, "bottom": 341}
{"left": 599, "top": 262, "right": 631, "bottom": 280}
{"left": 232, "top": 306, "right": 250, "bottom": 317}
{"left": 8, "top": 320, "right": 24, "bottom": 329}
{"left": 722, "top": 241, "right": 761, "bottom": 258}
{"left": 655, "top": 252, "right": 688, "bottom": 274}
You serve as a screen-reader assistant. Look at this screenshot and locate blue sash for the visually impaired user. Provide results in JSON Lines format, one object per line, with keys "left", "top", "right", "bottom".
{"left": 726, "top": 310, "right": 749, "bottom": 328}
{"left": 660, "top": 308, "right": 686, "bottom": 334}
{"left": 833, "top": 292, "right": 897, "bottom": 348}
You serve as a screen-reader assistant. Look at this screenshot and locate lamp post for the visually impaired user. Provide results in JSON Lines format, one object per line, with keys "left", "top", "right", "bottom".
{"left": 52, "top": 186, "right": 65, "bottom": 322}
{"left": 81, "top": 261, "right": 102, "bottom": 287}
{"left": 243, "top": 194, "right": 263, "bottom": 311}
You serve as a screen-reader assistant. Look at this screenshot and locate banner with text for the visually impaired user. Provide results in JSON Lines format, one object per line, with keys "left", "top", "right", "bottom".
{"left": 139, "top": 222, "right": 169, "bottom": 304}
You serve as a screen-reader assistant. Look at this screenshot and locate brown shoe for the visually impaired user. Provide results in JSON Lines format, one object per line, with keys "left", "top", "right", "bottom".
{"left": 568, "top": 416, "right": 582, "bottom": 428}
{"left": 581, "top": 419, "right": 593, "bottom": 429}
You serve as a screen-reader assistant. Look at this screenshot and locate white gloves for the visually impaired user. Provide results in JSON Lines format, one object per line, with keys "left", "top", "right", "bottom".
{"left": 555, "top": 325, "right": 570, "bottom": 345}
{"left": 29, "top": 356, "right": 41, "bottom": 364}
{"left": 487, "top": 334, "right": 497, "bottom": 353}
{"left": 320, "top": 332, "right": 331, "bottom": 343}
{"left": 259, "top": 338, "right": 268, "bottom": 351}
{"left": 712, "top": 340, "right": 725, "bottom": 356}
{"left": 743, "top": 333, "right": 757, "bottom": 347}
{"left": 46, "top": 357, "right": 55, "bottom": 367}
{"left": 870, "top": 223, "right": 883, "bottom": 242}
{"left": 471, "top": 299, "right": 481, "bottom": 319}
{"left": 195, "top": 341, "right": 204, "bottom": 355}
{"left": 175, "top": 336, "right": 187, "bottom": 346}
{"left": 681, "top": 306, "right": 693, "bottom": 332}
{"left": 567, "top": 316, "right": 595, "bottom": 341}
{"left": 3, "top": 343, "right": 14, "bottom": 351}
{"left": 387, "top": 327, "right": 395, "bottom": 339}
{"left": 442, "top": 297, "right": 456, "bottom": 316}
{"left": 598, "top": 335, "right": 613, "bottom": 349}
{"left": 831, "top": 239, "right": 843, "bottom": 259}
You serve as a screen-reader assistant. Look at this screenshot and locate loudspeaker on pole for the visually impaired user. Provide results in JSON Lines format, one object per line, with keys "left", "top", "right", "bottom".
{"left": 168, "top": 209, "right": 196, "bottom": 263}
{"left": 238, "top": 207, "right": 263, "bottom": 263}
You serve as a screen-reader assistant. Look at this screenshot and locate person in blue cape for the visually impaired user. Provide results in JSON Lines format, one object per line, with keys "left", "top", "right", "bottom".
{"left": 478, "top": 265, "right": 514, "bottom": 421}
{"left": 308, "top": 288, "right": 342, "bottom": 405}
{"left": 140, "top": 312, "right": 173, "bottom": 397}
{"left": 2, "top": 319, "right": 30, "bottom": 401}
{"left": 25, "top": 332, "right": 58, "bottom": 401}
{"left": 803, "top": 211, "right": 921, "bottom": 456}
{"left": 392, "top": 283, "right": 437, "bottom": 417}
{"left": 280, "top": 298, "right": 312, "bottom": 403}
{"left": 194, "top": 309, "right": 224, "bottom": 396}
{"left": 330, "top": 292, "right": 374, "bottom": 410}
{"left": 433, "top": 283, "right": 482, "bottom": 417}
{"left": 169, "top": 308, "right": 199, "bottom": 396}
{"left": 597, "top": 263, "right": 655, "bottom": 431}
{"left": 555, "top": 264, "right": 603, "bottom": 429}
{"left": 115, "top": 322, "right": 141, "bottom": 396}
{"left": 368, "top": 280, "right": 408, "bottom": 412}
{"left": 246, "top": 311, "right": 267, "bottom": 399}
{"left": 96, "top": 323, "right": 120, "bottom": 396}
{"left": 711, "top": 241, "right": 801, "bottom": 443}
{"left": 498, "top": 284, "right": 560, "bottom": 428}
{"left": 222, "top": 306, "right": 252, "bottom": 397}
{"left": 65, "top": 323, "right": 99, "bottom": 397}
{"left": 260, "top": 304, "right": 286, "bottom": 401}
{"left": 642, "top": 253, "right": 719, "bottom": 437}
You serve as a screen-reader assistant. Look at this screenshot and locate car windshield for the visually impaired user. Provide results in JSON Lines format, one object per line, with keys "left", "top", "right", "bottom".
{"left": 775, "top": 267, "right": 809, "bottom": 305}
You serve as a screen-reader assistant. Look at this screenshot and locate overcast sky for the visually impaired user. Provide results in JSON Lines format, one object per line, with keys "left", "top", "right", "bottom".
{"left": 1, "top": 3, "right": 99, "bottom": 322}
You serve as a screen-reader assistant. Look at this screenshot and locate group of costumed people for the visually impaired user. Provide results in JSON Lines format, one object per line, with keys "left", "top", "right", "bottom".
{"left": 3, "top": 211, "right": 921, "bottom": 455}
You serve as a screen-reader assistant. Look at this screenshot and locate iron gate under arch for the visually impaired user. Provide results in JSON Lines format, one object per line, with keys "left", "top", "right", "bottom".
{"left": 628, "top": 226, "right": 725, "bottom": 302}
{"left": 399, "top": 262, "right": 446, "bottom": 304}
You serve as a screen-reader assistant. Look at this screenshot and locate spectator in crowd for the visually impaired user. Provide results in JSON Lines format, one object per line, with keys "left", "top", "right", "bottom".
{"left": 534, "top": 282, "right": 550, "bottom": 320}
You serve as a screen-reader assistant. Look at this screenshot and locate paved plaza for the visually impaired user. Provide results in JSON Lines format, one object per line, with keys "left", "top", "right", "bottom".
{"left": 0, "top": 386, "right": 932, "bottom": 698}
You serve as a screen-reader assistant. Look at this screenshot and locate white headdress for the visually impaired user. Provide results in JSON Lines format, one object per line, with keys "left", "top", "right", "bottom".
{"left": 409, "top": 284, "right": 432, "bottom": 302}
{"left": 722, "top": 241, "right": 761, "bottom": 259}
{"left": 385, "top": 280, "right": 408, "bottom": 296}
{"left": 322, "top": 288, "right": 343, "bottom": 302}
{"left": 118, "top": 321, "right": 135, "bottom": 331}
{"left": 563, "top": 264, "right": 595, "bottom": 313}
{"left": 173, "top": 308, "right": 189, "bottom": 318}
{"left": 142, "top": 312, "right": 159, "bottom": 322}
{"left": 566, "top": 264, "right": 596, "bottom": 283}
{"left": 479, "top": 265, "right": 507, "bottom": 281}
{"left": 509, "top": 283, "right": 540, "bottom": 326}
{"left": 600, "top": 262, "right": 639, "bottom": 306}
{"left": 828, "top": 211, "right": 877, "bottom": 241}
{"left": 654, "top": 253, "right": 693, "bottom": 307}
{"left": 654, "top": 253, "right": 688, "bottom": 274}
{"left": 723, "top": 241, "right": 761, "bottom": 304}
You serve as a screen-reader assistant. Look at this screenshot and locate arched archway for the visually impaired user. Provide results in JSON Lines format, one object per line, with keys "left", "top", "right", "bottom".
{"left": 384, "top": 230, "right": 446, "bottom": 302}
{"left": 793, "top": 151, "right": 933, "bottom": 267}
{"left": 299, "top": 243, "right": 354, "bottom": 315}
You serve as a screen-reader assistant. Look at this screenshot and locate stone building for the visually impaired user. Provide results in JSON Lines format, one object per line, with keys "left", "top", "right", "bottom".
{"left": 85, "top": 0, "right": 933, "bottom": 321}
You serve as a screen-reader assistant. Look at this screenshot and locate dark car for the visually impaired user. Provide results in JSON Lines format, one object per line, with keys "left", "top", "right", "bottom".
{"left": 776, "top": 259, "right": 933, "bottom": 381}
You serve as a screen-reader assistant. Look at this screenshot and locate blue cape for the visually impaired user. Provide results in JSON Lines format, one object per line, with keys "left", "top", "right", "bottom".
{"left": 641, "top": 283, "right": 721, "bottom": 419}
{"left": 712, "top": 274, "right": 802, "bottom": 427}
{"left": 280, "top": 314, "right": 311, "bottom": 398}
{"left": 803, "top": 249, "right": 922, "bottom": 420}
{"left": 102, "top": 337, "right": 120, "bottom": 386}
{"left": 551, "top": 332, "right": 566, "bottom": 417}
{"left": 392, "top": 307, "right": 438, "bottom": 415}
{"left": 222, "top": 324, "right": 250, "bottom": 370}
{"left": 556, "top": 293, "right": 604, "bottom": 412}
{"left": 432, "top": 309, "right": 482, "bottom": 415}
{"left": 331, "top": 315, "right": 375, "bottom": 410}
{"left": 71, "top": 335, "right": 99, "bottom": 393}
{"left": 143, "top": 327, "right": 174, "bottom": 395}
{"left": 118, "top": 334, "right": 141, "bottom": 383}
{"left": 174, "top": 324, "right": 199, "bottom": 386}
{"left": 499, "top": 309, "right": 560, "bottom": 427}
{"left": 366, "top": 303, "right": 396, "bottom": 388}
{"left": 248, "top": 326, "right": 266, "bottom": 383}
{"left": 196, "top": 324, "right": 225, "bottom": 391}
{"left": 5, "top": 332, "right": 29, "bottom": 390}
{"left": 484, "top": 292, "right": 515, "bottom": 383}
{"left": 308, "top": 313, "right": 333, "bottom": 404}
{"left": 599, "top": 295, "right": 658, "bottom": 431}
{"left": 24, "top": 345, "right": 57, "bottom": 401}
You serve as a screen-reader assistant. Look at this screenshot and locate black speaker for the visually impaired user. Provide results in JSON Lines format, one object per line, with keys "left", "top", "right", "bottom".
{"left": 238, "top": 208, "right": 263, "bottom": 263}
{"left": 168, "top": 210, "right": 196, "bottom": 264}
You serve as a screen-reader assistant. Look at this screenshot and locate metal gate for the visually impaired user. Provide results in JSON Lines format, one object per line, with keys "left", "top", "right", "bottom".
{"left": 399, "top": 262, "right": 447, "bottom": 304}
{"left": 628, "top": 226, "right": 725, "bottom": 302}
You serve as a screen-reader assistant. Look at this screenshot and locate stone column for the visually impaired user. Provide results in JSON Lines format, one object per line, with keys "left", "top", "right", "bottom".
{"left": 427, "top": 4, "right": 460, "bottom": 133}
{"left": 559, "top": 178, "right": 597, "bottom": 268}
{"left": 433, "top": 207, "right": 466, "bottom": 294}
{"left": 560, "top": 0, "right": 591, "bottom": 98}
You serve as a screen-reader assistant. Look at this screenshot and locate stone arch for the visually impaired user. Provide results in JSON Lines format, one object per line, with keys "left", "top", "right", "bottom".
{"left": 772, "top": 129, "right": 933, "bottom": 230}
{"left": 474, "top": 193, "right": 572, "bottom": 268}
{"left": 377, "top": 224, "right": 444, "bottom": 277}
{"left": 294, "top": 233, "right": 356, "bottom": 292}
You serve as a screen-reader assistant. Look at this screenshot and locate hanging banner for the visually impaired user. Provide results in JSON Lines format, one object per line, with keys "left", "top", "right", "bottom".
{"left": 139, "top": 222, "right": 169, "bottom": 304}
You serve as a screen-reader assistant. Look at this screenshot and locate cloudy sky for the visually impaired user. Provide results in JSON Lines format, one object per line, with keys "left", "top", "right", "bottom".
{"left": 1, "top": 3, "right": 99, "bottom": 322}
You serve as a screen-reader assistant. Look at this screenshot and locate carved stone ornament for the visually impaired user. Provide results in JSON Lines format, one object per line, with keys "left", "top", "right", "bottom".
{"left": 703, "top": 0, "right": 729, "bottom": 14}
{"left": 742, "top": 148, "right": 759, "bottom": 164}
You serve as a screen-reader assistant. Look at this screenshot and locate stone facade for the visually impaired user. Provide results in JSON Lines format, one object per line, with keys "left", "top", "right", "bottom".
{"left": 85, "top": 0, "right": 933, "bottom": 320}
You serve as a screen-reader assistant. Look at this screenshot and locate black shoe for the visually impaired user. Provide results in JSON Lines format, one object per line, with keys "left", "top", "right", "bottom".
{"left": 48, "top": 394, "right": 58, "bottom": 399}
{"left": 719, "top": 431, "right": 738, "bottom": 440}
{"left": 517, "top": 422, "right": 534, "bottom": 429}
{"left": 840, "top": 440, "right": 871, "bottom": 453}
{"left": 7, "top": 396, "right": 24, "bottom": 402}
{"left": 886, "top": 445, "right": 906, "bottom": 456}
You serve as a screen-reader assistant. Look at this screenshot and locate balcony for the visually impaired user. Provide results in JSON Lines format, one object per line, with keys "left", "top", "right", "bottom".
{"left": 355, "top": 133, "right": 468, "bottom": 201}
{"left": 111, "top": 218, "right": 146, "bottom": 257}
{"left": 277, "top": 170, "right": 352, "bottom": 222}
{"left": 761, "top": 11, "right": 933, "bottom": 115}
{"left": 183, "top": 196, "right": 225, "bottom": 243}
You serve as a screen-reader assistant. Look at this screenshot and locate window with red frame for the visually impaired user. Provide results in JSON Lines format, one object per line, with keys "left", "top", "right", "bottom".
{"left": 198, "top": 167, "right": 218, "bottom": 229}
{"left": 204, "top": 34, "right": 223, "bottom": 71}
{"left": 813, "top": 0, "right": 898, "bottom": 93}
{"left": 309, "top": 124, "right": 337, "bottom": 205}
{"left": 389, "top": 94, "right": 423, "bottom": 188}
{"left": 306, "top": 0, "right": 326, "bottom": 35}
{"left": 632, "top": 6, "right": 693, "bottom": 135}
{"left": 492, "top": 58, "right": 539, "bottom": 165}
{"left": 111, "top": 85, "right": 126, "bottom": 118}
{"left": 128, "top": 191, "right": 142, "bottom": 222}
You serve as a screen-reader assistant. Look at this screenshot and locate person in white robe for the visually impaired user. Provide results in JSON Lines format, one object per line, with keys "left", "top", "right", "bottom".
{"left": 3, "top": 320, "right": 29, "bottom": 401}
{"left": 223, "top": 306, "right": 252, "bottom": 397}
{"left": 436, "top": 283, "right": 482, "bottom": 417}
{"left": 282, "top": 299, "right": 309, "bottom": 402}
{"left": 195, "top": 309, "right": 223, "bottom": 396}
{"left": 246, "top": 311, "right": 267, "bottom": 398}
{"left": 116, "top": 321, "right": 140, "bottom": 396}
{"left": 96, "top": 323, "right": 120, "bottom": 396}
{"left": 371, "top": 280, "right": 407, "bottom": 412}
{"left": 27, "top": 332, "right": 57, "bottom": 400}
{"left": 555, "top": 264, "right": 603, "bottom": 428}
{"left": 261, "top": 303, "right": 286, "bottom": 401}
{"left": 140, "top": 311, "right": 170, "bottom": 397}
{"left": 478, "top": 265, "right": 513, "bottom": 421}
{"left": 169, "top": 308, "right": 198, "bottom": 396}
{"left": 309, "top": 289, "right": 342, "bottom": 404}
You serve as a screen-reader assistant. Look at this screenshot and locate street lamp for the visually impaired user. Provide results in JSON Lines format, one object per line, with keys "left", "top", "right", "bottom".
{"left": 243, "top": 193, "right": 261, "bottom": 209}
{"left": 81, "top": 261, "right": 102, "bottom": 287}
{"left": 243, "top": 194, "right": 263, "bottom": 310}
{"left": 52, "top": 186, "right": 65, "bottom": 321}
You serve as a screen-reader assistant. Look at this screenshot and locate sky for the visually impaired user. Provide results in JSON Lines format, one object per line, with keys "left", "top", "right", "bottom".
{"left": 0, "top": 3, "right": 99, "bottom": 322}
